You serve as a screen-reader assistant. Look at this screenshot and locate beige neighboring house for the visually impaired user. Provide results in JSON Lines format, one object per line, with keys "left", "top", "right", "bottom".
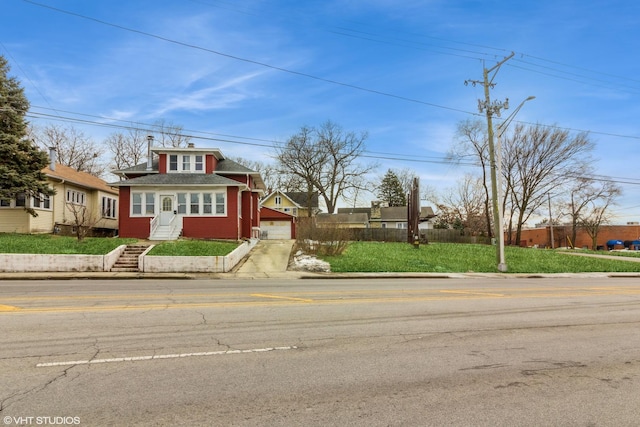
{"left": 0, "top": 158, "right": 119, "bottom": 236}
{"left": 260, "top": 190, "right": 319, "bottom": 218}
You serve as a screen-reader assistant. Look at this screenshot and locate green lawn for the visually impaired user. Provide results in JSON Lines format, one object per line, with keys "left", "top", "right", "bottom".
{"left": 321, "top": 242, "right": 640, "bottom": 273}
{"left": 0, "top": 233, "right": 138, "bottom": 255}
{"left": 146, "top": 239, "right": 239, "bottom": 256}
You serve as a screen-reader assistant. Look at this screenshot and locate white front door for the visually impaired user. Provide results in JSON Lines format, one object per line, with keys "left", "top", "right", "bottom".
{"left": 160, "top": 195, "right": 175, "bottom": 226}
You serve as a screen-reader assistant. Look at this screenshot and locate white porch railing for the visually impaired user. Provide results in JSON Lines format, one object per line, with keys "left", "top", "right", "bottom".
{"left": 150, "top": 215, "right": 159, "bottom": 237}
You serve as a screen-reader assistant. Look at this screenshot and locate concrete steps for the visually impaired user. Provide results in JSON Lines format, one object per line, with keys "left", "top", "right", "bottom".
{"left": 110, "top": 245, "right": 149, "bottom": 272}
{"left": 150, "top": 225, "right": 181, "bottom": 240}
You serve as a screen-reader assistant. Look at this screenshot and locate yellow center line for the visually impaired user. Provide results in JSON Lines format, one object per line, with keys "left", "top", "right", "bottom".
{"left": 440, "top": 290, "right": 505, "bottom": 297}
{"left": 251, "top": 293, "right": 314, "bottom": 303}
{"left": 0, "top": 304, "right": 20, "bottom": 312}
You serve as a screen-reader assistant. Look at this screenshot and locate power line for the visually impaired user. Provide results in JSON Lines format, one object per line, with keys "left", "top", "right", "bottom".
{"left": 21, "top": 0, "right": 475, "bottom": 116}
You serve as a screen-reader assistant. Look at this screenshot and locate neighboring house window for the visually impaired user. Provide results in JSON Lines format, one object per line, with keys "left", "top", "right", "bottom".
{"left": 33, "top": 193, "right": 51, "bottom": 210}
{"left": 275, "top": 196, "right": 282, "bottom": 206}
{"left": 16, "top": 193, "right": 26, "bottom": 207}
{"left": 195, "top": 155, "right": 204, "bottom": 171}
{"left": 190, "top": 193, "right": 200, "bottom": 214}
{"left": 182, "top": 155, "right": 191, "bottom": 171}
{"left": 102, "top": 197, "right": 117, "bottom": 219}
{"left": 66, "top": 190, "right": 86, "bottom": 206}
{"left": 169, "top": 155, "right": 178, "bottom": 171}
{"left": 381, "top": 223, "right": 387, "bottom": 229}
{"left": 177, "top": 193, "right": 187, "bottom": 214}
{"left": 396, "top": 222, "right": 407, "bottom": 229}
{"left": 132, "top": 192, "right": 155, "bottom": 215}
{"left": 0, "top": 193, "right": 35, "bottom": 208}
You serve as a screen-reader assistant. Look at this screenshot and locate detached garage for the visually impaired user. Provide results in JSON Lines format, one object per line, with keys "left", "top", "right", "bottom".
{"left": 260, "top": 207, "right": 296, "bottom": 240}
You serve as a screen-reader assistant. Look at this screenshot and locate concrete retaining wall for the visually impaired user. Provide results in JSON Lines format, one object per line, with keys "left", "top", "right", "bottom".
{"left": 0, "top": 241, "right": 255, "bottom": 273}
{"left": 141, "top": 239, "right": 254, "bottom": 273}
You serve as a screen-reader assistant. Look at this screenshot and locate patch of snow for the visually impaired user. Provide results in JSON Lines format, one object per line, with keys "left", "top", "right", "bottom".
{"left": 289, "top": 250, "right": 331, "bottom": 273}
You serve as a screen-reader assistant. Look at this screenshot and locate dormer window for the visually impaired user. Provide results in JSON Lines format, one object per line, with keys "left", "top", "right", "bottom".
{"left": 167, "top": 153, "right": 205, "bottom": 173}
{"left": 169, "top": 155, "right": 178, "bottom": 171}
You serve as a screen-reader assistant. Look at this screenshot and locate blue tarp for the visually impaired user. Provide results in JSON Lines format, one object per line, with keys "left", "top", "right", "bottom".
{"left": 606, "top": 240, "right": 624, "bottom": 246}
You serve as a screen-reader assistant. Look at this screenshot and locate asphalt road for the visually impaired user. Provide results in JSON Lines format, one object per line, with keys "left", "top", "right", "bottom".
{"left": 1, "top": 277, "right": 639, "bottom": 426}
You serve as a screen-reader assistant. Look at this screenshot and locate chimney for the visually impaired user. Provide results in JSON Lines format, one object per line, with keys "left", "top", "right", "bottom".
{"left": 146, "top": 135, "right": 154, "bottom": 171}
{"left": 188, "top": 142, "right": 195, "bottom": 149}
{"left": 49, "top": 147, "right": 56, "bottom": 171}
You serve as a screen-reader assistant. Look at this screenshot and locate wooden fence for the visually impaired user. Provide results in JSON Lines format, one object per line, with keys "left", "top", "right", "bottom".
{"left": 348, "top": 228, "right": 490, "bottom": 244}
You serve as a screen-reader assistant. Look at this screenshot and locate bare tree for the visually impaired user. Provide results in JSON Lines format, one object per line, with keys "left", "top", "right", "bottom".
{"left": 439, "top": 174, "right": 487, "bottom": 235}
{"left": 448, "top": 119, "right": 493, "bottom": 238}
{"left": 151, "top": 119, "right": 191, "bottom": 148}
{"left": 30, "top": 124, "right": 106, "bottom": 177}
{"left": 276, "top": 121, "right": 377, "bottom": 214}
{"left": 581, "top": 200, "right": 616, "bottom": 250}
{"left": 66, "top": 203, "right": 100, "bottom": 241}
{"left": 105, "top": 128, "right": 148, "bottom": 173}
{"left": 232, "top": 157, "right": 304, "bottom": 195}
{"left": 560, "top": 176, "right": 621, "bottom": 248}
{"left": 502, "top": 123, "right": 594, "bottom": 245}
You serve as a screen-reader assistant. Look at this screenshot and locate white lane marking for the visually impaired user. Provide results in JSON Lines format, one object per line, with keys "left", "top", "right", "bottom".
{"left": 36, "top": 346, "right": 298, "bottom": 367}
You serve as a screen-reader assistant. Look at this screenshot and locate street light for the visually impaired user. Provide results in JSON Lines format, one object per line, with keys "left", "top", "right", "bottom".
{"left": 495, "top": 95, "right": 535, "bottom": 272}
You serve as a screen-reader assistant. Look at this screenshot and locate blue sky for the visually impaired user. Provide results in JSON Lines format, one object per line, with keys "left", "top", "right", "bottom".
{"left": 2, "top": 0, "right": 640, "bottom": 224}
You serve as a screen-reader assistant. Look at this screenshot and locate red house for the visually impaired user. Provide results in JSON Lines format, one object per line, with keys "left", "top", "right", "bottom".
{"left": 111, "top": 143, "right": 265, "bottom": 240}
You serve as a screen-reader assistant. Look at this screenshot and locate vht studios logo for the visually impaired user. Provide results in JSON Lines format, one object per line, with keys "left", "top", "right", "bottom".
{"left": 3, "top": 417, "right": 81, "bottom": 426}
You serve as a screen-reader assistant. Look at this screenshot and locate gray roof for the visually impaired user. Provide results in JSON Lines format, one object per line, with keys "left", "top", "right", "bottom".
{"left": 337, "top": 207, "right": 371, "bottom": 219}
{"left": 372, "top": 206, "right": 436, "bottom": 222}
{"left": 109, "top": 174, "right": 243, "bottom": 187}
{"left": 215, "top": 158, "right": 256, "bottom": 173}
{"left": 285, "top": 192, "right": 319, "bottom": 208}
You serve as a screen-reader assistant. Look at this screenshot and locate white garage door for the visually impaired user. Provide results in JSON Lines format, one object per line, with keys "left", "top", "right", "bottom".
{"left": 260, "top": 221, "right": 292, "bottom": 239}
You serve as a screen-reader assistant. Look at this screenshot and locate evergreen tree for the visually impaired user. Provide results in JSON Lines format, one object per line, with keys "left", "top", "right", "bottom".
{"left": 0, "top": 55, "right": 54, "bottom": 216}
{"left": 377, "top": 169, "right": 407, "bottom": 206}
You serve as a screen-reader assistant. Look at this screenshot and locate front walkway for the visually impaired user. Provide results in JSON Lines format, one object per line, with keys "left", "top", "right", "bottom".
{"left": 233, "top": 240, "right": 296, "bottom": 277}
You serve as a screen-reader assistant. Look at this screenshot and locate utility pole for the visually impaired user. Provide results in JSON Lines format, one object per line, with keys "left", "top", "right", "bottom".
{"left": 465, "top": 52, "right": 514, "bottom": 272}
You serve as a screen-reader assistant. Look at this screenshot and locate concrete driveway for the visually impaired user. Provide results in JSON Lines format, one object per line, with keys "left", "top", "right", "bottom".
{"left": 233, "top": 240, "right": 295, "bottom": 277}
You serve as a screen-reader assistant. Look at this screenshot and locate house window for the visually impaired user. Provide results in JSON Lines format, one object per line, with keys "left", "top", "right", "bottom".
{"left": 177, "top": 193, "right": 187, "bottom": 214}
{"left": 0, "top": 199, "right": 10, "bottom": 207}
{"left": 182, "top": 155, "right": 191, "bottom": 171}
{"left": 190, "top": 193, "right": 200, "bottom": 214}
{"left": 34, "top": 193, "right": 52, "bottom": 210}
{"left": 169, "top": 155, "right": 178, "bottom": 171}
{"left": 145, "top": 193, "right": 155, "bottom": 214}
{"left": 132, "top": 192, "right": 155, "bottom": 215}
{"left": 396, "top": 222, "right": 408, "bottom": 229}
{"left": 195, "top": 155, "right": 204, "bottom": 171}
{"left": 203, "top": 193, "right": 212, "bottom": 214}
{"left": 102, "top": 196, "right": 117, "bottom": 219}
{"left": 275, "top": 196, "right": 282, "bottom": 206}
{"left": 66, "top": 190, "right": 86, "bottom": 206}
{"left": 216, "top": 193, "right": 225, "bottom": 214}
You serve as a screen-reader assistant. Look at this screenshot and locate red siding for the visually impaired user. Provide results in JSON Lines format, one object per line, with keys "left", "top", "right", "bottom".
{"left": 182, "top": 216, "right": 238, "bottom": 239}
{"left": 117, "top": 187, "right": 151, "bottom": 238}
{"left": 241, "top": 191, "right": 252, "bottom": 238}
{"left": 158, "top": 154, "right": 167, "bottom": 174}
{"left": 206, "top": 154, "right": 217, "bottom": 174}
